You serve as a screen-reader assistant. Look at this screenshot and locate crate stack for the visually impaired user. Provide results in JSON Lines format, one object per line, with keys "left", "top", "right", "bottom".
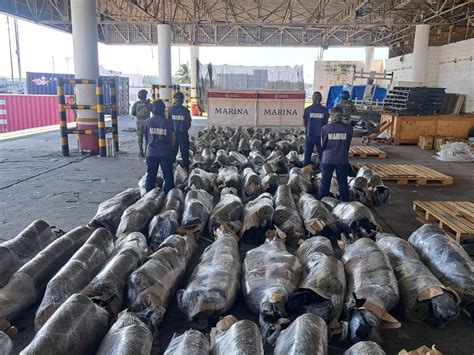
{"left": 383, "top": 87, "right": 446, "bottom": 115}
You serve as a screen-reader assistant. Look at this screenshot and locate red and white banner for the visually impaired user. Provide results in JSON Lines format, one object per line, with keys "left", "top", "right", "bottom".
{"left": 208, "top": 90, "right": 304, "bottom": 127}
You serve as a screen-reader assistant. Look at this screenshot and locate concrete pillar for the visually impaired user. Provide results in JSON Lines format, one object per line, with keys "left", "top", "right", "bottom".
{"left": 412, "top": 24, "right": 430, "bottom": 84}
{"left": 190, "top": 46, "right": 199, "bottom": 110}
{"left": 364, "top": 47, "right": 375, "bottom": 72}
{"left": 158, "top": 24, "right": 172, "bottom": 105}
{"left": 71, "top": 0, "right": 100, "bottom": 154}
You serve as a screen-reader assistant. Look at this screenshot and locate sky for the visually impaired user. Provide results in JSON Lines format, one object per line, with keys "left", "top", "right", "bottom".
{"left": 0, "top": 14, "right": 389, "bottom": 84}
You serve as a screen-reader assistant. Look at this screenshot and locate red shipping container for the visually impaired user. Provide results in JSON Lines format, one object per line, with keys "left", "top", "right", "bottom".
{"left": 0, "top": 94, "right": 75, "bottom": 133}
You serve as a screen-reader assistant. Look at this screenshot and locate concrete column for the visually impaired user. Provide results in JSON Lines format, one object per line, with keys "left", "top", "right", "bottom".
{"left": 364, "top": 47, "right": 375, "bottom": 72}
{"left": 71, "top": 0, "right": 100, "bottom": 154}
{"left": 412, "top": 24, "right": 430, "bottom": 84}
{"left": 190, "top": 46, "right": 199, "bottom": 109}
{"left": 158, "top": 24, "right": 172, "bottom": 105}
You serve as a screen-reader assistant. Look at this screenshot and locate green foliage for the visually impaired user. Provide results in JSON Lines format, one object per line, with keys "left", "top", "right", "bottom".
{"left": 175, "top": 62, "right": 190, "bottom": 84}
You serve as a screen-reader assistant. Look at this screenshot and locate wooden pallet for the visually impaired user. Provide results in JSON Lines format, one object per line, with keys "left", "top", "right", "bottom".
{"left": 413, "top": 201, "right": 474, "bottom": 242}
{"left": 349, "top": 146, "right": 387, "bottom": 158}
{"left": 363, "top": 164, "right": 453, "bottom": 185}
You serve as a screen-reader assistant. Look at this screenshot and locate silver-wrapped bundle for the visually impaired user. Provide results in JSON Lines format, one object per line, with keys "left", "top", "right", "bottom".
{"left": 297, "top": 193, "right": 338, "bottom": 237}
{"left": 0, "top": 220, "right": 56, "bottom": 288}
{"left": 332, "top": 201, "right": 380, "bottom": 240}
{"left": 0, "top": 226, "right": 93, "bottom": 323}
{"left": 273, "top": 185, "right": 305, "bottom": 245}
{"left": 116, "top": 188, "right": 165, "bottom": 241}
{"left": 177, "top": 227, "right": 241, "bottom": 326}
{"left": 242, "top": 167, "right": 261, "bottom": 203}
{"left": 164, "top": 329, "right": 209, "bottom": 355}
{"left": 266, "top": 149, "right": 288, "bottom": 174}
{"left": 228, "top": 151, "right": 251, "bottom": 170}
{"left": 215, "top": 149, "right": 228, "bottom": 167}
{"left": 286, "top": 150, "right": 302, "bottom": 169}
{"left": 208, "top": 194, "right": 243, "bottom": 233}
{"left": 240, "top": 192, "right": 275, "bottom": 245}
{"left": 180, "top": 189, "right": 214, "bottom": 238}
{"left": 273, "top": 314, "right": 328, "bottom": 355}
{"left": 138, "top": 174, "right": 163, "bottom": 196}
{"left": 0, "top": 331, "right": 12, "bottom": 355}
{"left": 35, "top": 228, "right": 114, "bottom": 330}
{"left": 343, "top": 341, "right": 386, "bottom": 355}
{"left": 249, "top": 150, "right": 265, "bottom": 166}
{"left": 174, "top": 164, "right": 189, "bottom": 189}
{"left": 187, "top": 168, "right": 217, "bottom": 192}
{"left": 321, "top": 197, "right": 340, "bottom": 211}
{"left": 238, "top": 137, "right": 250, "bottom": 156}
{"left": 287, "top": 167, "right": 313, "bottom": 194}
{"left": 216, "top": 166, "right": 242, "bottom": 193}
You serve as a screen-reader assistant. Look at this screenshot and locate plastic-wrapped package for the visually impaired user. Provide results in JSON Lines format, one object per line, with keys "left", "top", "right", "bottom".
{"left": 0, "top": 331, "right": 13, "bottom": 355}
{"left": 348, "top": 177, "right": 370, "bottom": 205}
{"left": 200, "top": 148, "right": 215, "bottom": 167}
{"left": 287, "top": 237, "right": 346, "bottom": 327}
{"left": 128, "top": 238, "right": 196, "bottom": 329}
{"left": 228, "top": 151, "right": 251, "bottom": 170}
{"left": 20, "top": 293, "right": 109, "bottom": 355}
{"left": 249, "top": 150, "right": 265, "bottom": 166}
{"left": 177, "top": 227, "right": 241, "bottom": 326}
{"left": 266, "top": 149, "right": 288, "bottom": 174}
{"left": 0, "top": 220, "right": 56, "bottom": 288}
{"left": 298, "top": 193, "right": 338, "bottom": 237}
{"left": 208, "top": 194, "right": 243, "bottom": 233}
{"left": 215, "top": 149, "right": 228, "bottom": 167}
{"left": 274, "top": 313, "right": 328, "bottom": 355}
{"left": 221, "top": 187, "right": 238, "bottom": 196}
{"left": 321, "top": 197, "right": 340, "bottom": 211}
{"left": 240, "top": 192, "right": 275, "bottom": 245}
{"left": 180, "top": 189, "right": 214, "bottom": 238}
{"left": 148, "top": 188, "right": 184, "bottom": 251}
{"left": 242, "top": 235, "right": 302, "bottom": 344}
{"left": 376, "top": 233, "right": 459, "bottom": 326}
{"left": 408, "top": 224, "right": 474, "bottom": 317}
{"left": 263, "top": 138, "right": 276, "bottom": 152}
{"left": 89, "top": 188, "right": 141, "bottom": 232}
{"left": 242, "top": 167, "right": 261, "bottom": 202}
{"left": 342, "top": 238, "right": 400, "bottom": 343}
{"left": 238, "top": 137, "right": 250, "bottom": 156}
{"left": 250, "top": 138, "right": 262, "bottom": 152}
{"left": 332, "top": 201, "right": 380, "bottom": 239}
{"left": 82, "top": 232, "right": 148, "bottom": 316}
{"left": 35, "top": 228, "right": 114, "bottom": 330}
{"left": 260, "top": 170, "right": 279, "bottom": 194}
{"left": 210, "top": 316, "right": 264, "bottom": 355}
{"left": 210, "top": 138, "right": 223, "bottom": 153}
{"left": 216, "top": 166, "right": 242, "bottom": 192}
{"left": 273, "top": 185, "right": 305, "bottom": 245}
{"left": 115, "top": 188, "right": 165, "bottom": 241}
{"left": 368, "top": 185, "right": 390, "bottom": 206}
{"left": 287, "top": 167, "right": 313, "bottom": 194}
{"left": 286, "top": 151, "right": 302, "bottom": 169}
{"left": 138, "top": 174, "right": 164, "bottom": 196}
{"left": 276, "top": 140, "right": 290, "bottom": 155}
{"left": 188, "top": 168, "right": 217, "bottom": 192}
{"left": 174, "top": 164, "right": 189, "bottom": 189}
{"left": 0, "top": 226, "right": 93, "bottom": 322}
{"left": 159, "top": 234, "right": 196, "bottom": 264}
{"left": 343, "top": 341, "right": 386, "bottom": 355}
{"left": 97, "top": 310, "right": 152, "bottom": 355}
{"left": 164, "top": 329, "right": 209, "bottom": 355}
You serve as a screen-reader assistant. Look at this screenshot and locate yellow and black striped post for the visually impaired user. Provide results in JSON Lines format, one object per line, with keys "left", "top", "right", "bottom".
{"left": 184, "top": 86, "right": 191, "bottom": 109}
{"left": 96, "top": 78, "right": 107, "bottom": 157}
{"left": 151, "top": 84, "right": 157, "bottom": 102}
{"left": 57, "top": 78, "right": 69, "bottom": 156}
{"left": 110, "top": 81, "right": 119, "bottom": 152}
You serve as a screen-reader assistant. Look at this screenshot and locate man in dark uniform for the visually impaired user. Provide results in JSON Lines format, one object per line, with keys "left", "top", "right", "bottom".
{"left": 303, "top": 91, "right": 329, "bottom": 165}
{"left": 143, "top": 100, "right": 175, "bottom": 193}
{"left": 168, "top": 91, "right": 192, "bottom": 170}
{"left": 318, "top": 106, "right": 353, "bottom": 202}
{"left": 131, "top": 89, "right": 152, "bottom": 157}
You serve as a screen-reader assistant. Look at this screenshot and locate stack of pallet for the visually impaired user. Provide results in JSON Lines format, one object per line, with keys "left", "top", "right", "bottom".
{"left": 384, "top": 87, "right": 446, "bottom": 115}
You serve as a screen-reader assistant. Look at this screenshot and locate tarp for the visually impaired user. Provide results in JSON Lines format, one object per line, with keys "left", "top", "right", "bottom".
{"left": 327, "top": 85, "right": 388, "bottom": 109}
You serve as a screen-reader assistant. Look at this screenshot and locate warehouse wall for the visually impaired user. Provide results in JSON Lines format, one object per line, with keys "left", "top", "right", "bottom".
{"left": 386, "top": 38, "right": 474, "bottom": 112}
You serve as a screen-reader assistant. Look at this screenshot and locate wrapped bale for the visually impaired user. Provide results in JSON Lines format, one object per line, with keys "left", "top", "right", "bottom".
{"left": 216, "top": 166, "right": 242, "bottom": 193}
{"left": 287, "top": 237, "right": 346, "bottom": 329}
{"left": 0, "top": 220, "right": 56, "bottom": 288}
{"left": 242, "top": 235, "right": 302, "bottom": 344}
{"left": 215, "top": 149, "right": 228, "bottom": 167}
{"left": 148, "top": 188, "right": 184, "bottom": 251}
{"left": 238, "top": 137, "right": 250, "bottom": 156}
{"left": 342, "top": 238, "right": 400, "bottom": 343}
{"left": 298, "top": 193, "right": 338, "bottom": 237}
{"left": 273, "top": 313, "right": 328, "bottom": 355}
{"left": 159, "top": 234, "right": 197, "bottom": 264}
{"left": 348, "top": 176, "right": 370, "bottom": 205}
{"left": 332, "top": 201, "right": 380, "bottom": 240}
{"left": 242, "top": 167, "right": 261, "bottom": 203}
{"left": 286, "top": 151, "right": 302, "bottom": 169}
{"left": 164, "top": 329, "right": 209, "bottom": 355}
{"left": 188, "top": 168, "right": 217, "bottom": 193}
{"left": 249, "top": 151, "right": 265, "bottom": 166}
{"left": 250, "top": 139, "right": 262, "bottom": 152}
{"left": 287, "top": 167, "right": 313, "bottom": 194}
{"left": 240, "top": 193, "right": 275, "bottom": 245}
{"left": 376, "top": 233, "right": 459, "bottom": 326}
{"left": 116, "top": 188, "right": 165, "bottom": 241}
{"left": 35, "top": 228, "right": 114, "bottom": 330}
{"left": 20, "top": 293, "right": 109, "bottom": 355}
{"left": 177, "top": 227, "right": 241, "bottom": 327}
{"left": 321, "top": 197, "right": 340, "bottom": 211}
{"left": 208, "top": 194, "right": 243, "bottom": 234}
{"left": 128, "top": 237, "right": 197, "bottom": 329}
{"left": 409, "top": 224, "right": 474, "bottom": 318}
{"left": 96, "top": 310, "right": 153, "bottom": 355}
{"left": 273, "top": 185, "right": 305, "bottom": 245}
{"left": 138, "top": 174, "right": 164, "bottom": 196}
{"left": 89, "top": 189, "right": 141, "bottom": 232}
{"left": 180, "top": 189, "right": 214, "bottom": 238}
{"left": 174, "top": 164, "right": 189, "bottom": 189}
{"left": 0, "top": 226, "right": 93, "bottom": 323}
{"left": 0, "top": 331, "right": 13, "bottom": 355}
{"left": 210, "top": 316, "right": 264, "bottom": 355}
{"left": 343, "top": 341, "right": 386, "bottom": 355}
{"left": 228, "top": 151, "right": 251, "bottom": 171}
{"left": 82, "top": 232, "right": 148, "bottom": 316}
{"left": 266, "top": 149, "right": 288, "bottom": 174}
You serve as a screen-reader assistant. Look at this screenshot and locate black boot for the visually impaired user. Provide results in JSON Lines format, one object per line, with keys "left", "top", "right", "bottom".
{"left": 139, "top": 145, "right": 144, "bottom": 157}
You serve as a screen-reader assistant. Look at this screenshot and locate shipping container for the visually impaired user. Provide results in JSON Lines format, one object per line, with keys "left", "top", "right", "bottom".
{"left": 0, "top": 94, "right": 74, "bottom": 133}
{"left": 26, "top": 72, "right": 129, "bottom": 115}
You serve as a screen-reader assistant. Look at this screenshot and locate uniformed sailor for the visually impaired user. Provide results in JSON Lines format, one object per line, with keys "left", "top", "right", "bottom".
{"left": 131, "top": 89, "right": 152, "bottom": 157}
{"left": 303, "top": 91, "right": 329, "bottom": 165}
{"left": 317, "top": 106, "right": 353, "bottom": 202}
{"left": 143, "top": 100, "right": 175, "bottom": 193}
{"left": 168, "top": 92, "right": 192, "bottom": 170}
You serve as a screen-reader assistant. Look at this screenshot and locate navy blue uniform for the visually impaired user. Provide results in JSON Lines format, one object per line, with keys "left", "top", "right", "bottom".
{"left": 168, "top": 104, "right": 192, "bottom": 170}
{"left": 303, "top": 104, "right": 329, "bottom": 165}
{"left": 143, "top": 115, "right": 175, "bottom": 193}
{"left": 318, "top": 121, "right": 353, "bottom": 202}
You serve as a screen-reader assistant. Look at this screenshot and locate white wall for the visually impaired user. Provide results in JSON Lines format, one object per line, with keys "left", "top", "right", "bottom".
{"left": 385, "top": 38, "right": 474, "bottom": 112}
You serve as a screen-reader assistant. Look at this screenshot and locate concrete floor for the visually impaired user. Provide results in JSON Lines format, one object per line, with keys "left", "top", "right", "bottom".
{"left": 0, "top": 116, "right": 473, "bottom": 354}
